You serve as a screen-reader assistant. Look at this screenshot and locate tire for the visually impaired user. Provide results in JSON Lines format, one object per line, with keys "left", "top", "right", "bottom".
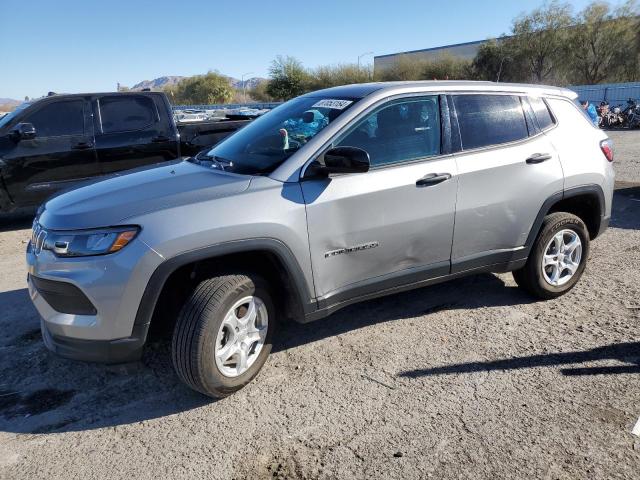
{"left": 171, "top": 273, "right": 276, "bottom": 398}
{"left": 513, "top": 212, "right": 590, "bottom": 300}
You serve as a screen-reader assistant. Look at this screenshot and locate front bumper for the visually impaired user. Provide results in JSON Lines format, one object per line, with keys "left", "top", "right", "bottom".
{"left": 40, "top": 317, "right": 148, "bottom": 363}
{"left": 26, "top": 235, "right": 164, "bottom": 363}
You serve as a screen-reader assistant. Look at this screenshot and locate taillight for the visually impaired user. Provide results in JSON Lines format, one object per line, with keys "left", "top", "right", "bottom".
{"left": 600, "top": 139, "right": 614, "bottom": 162}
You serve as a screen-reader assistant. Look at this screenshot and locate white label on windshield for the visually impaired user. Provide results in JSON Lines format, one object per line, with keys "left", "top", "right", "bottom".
{"left": 311, "top": 99, "right": 353, "bottom": 110}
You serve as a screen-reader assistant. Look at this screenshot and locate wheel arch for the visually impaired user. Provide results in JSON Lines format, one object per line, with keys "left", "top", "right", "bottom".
{"left": 133, "top": 238, "right": 315, "bottom": 340}
{"left": 525, "top": 185, "right": 605, "bottom": 256}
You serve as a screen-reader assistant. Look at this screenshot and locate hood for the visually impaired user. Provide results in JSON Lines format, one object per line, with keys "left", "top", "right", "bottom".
{"left": 39, "top": 160, "right": 251, "bottom": 230}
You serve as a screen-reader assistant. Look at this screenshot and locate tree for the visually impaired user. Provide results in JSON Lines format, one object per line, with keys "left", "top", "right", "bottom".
{"left": 248, "top": 81, "right": 274, "bottom": 102}
{"left": 307, "top": 63, "right": 372, "bottom": 90}
{"left": 375, "top": 55, "right": 424, "bottom": 81}
{"left": 419, "top": 54, "right": 473, "bottom": 80}
{"left": 266, "top": 56, "right": 310, "bottom": 100}
{"left": 567, "top": 0, "right": 640, "bottom": 84}
{"left": 167, "top": 71, "right": 234, "bottom": 105}
{"left": 507, "top": 1, "right": 574, "bottom": 82}
{"left": 472, "top": 38, "right": 527, "bottom": 82}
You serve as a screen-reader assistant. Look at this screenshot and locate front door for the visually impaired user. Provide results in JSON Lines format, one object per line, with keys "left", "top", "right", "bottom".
{"left": 301, "top": 96, "right": 458, "bottom": 302}
{"left": 2, "top": 98, "right": 97, "bottom": 207}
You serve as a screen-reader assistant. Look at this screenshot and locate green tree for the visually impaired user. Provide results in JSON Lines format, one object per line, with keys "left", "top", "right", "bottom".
{"left": 308, "top": 63, "right": 372, "bottom": 90}
{"left": 375, "top": 54, "right": 473, "bottom": 82}
{"left": 266, "top": 56, "right": 310, "bottom": 100}
{"left": 567, "top": 0, "right": 640, "bottom": 84}
{"left": 506, "top": 1, "right": 574, "bottom": 82}
{"left": 247, "top": 81, "right": 274, "bottom": 102}
{"left": 472, "top": 38, "right": 527, "bottom": 82}
{"left": 375, "top": 55, "right": 425, "bottom": 81}
{"left": 420, "top": 54, "right": 473, "bottom": 80}
{"left": 167, "top": 71, "right": 234, "bottom": 105}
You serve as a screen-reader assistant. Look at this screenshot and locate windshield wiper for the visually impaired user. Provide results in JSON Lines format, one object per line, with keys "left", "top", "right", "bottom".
{"left": 192, "top": 152, "right": 234, "bottom": 171}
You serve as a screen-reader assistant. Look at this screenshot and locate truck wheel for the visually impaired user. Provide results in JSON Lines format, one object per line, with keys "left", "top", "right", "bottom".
{"left": 171, "top": 273, "right": 275, "bottom": 398}
{"left": 513, "top": 212, "right": 590, "bottom": 300}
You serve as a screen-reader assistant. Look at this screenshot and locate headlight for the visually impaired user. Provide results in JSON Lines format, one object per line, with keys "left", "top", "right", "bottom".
{"left": 39, "top": 226, "right": 140, "bottom": 257}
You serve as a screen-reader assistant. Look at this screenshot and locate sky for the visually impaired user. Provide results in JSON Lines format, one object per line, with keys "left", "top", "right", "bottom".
{"left": 0, "top": 0, "right": 596, "bottom": 100}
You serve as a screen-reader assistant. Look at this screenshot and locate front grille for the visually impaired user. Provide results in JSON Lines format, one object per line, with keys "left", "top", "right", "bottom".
{"left": 31, "top": 221, "right": 47, "bottom": 256}
{"left": 30, "top": 275, "right": 97, "bottom": 315}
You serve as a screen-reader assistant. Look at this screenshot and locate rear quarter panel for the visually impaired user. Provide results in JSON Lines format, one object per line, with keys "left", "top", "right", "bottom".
{"left": 544, "top": 97, "right": 614, "bottom": 217}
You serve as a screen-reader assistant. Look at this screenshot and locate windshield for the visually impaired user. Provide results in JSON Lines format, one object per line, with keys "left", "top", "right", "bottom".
{"left": 0, "top": 102, "right": 30, "bottom": 130}
{"left": 197, "top": 96, "right": 357, "bottom": 175}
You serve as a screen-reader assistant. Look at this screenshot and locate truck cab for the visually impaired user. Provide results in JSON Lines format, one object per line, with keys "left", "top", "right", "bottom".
{"left": 0, "top": 92, "right": 179, "bottom": 212}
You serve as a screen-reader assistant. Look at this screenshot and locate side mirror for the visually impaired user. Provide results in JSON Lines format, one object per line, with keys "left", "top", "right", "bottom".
{"left": 307, "top": 146, "right": 370, "bottom": 178}
{"left": 11, "top": 122, "right": 36, "bottom": 141}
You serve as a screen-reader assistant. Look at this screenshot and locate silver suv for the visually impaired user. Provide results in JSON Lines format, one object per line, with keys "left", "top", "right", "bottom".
{"left": 26, "top": 81, "right": 615, "bottom": 398}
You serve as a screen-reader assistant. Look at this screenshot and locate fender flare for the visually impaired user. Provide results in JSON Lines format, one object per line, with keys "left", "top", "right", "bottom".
{"left": 524, "top": 184, "right": 606, "bottom": 256}
{"left": 133, "top": 238, "right": 315, "bottom": 329}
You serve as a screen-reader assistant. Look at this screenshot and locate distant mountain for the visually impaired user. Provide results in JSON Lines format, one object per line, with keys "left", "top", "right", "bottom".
{"left": 130, "top": 75, "right": 267, "bottom": 92}
{"left": 131, "top": 76, "right": 185, "bottom": 91}
{"left": 228, "top": 77, "right": 267, "bottom": 90}
{"left": 0, "top": 98, "right": 21, "bottom": 111}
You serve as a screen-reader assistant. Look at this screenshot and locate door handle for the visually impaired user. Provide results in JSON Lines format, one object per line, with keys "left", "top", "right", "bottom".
{"left": 72, "top": 141, "right": 93, "bottom": 150}
{"left": 416, "top": 173, "right": 452, "bottom": 187}
{"left": 152, "top": 135, "right": 171, "bottom": 143}
{"left": 526, "top": 153, "right": 552, "bottom": 164}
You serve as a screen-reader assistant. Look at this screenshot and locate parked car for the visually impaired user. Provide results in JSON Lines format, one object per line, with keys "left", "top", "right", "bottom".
{"left": 26, "top": 81, "right": 614, "bottom": 398}
{"left": 0, "top": 92, "right": 250, "bottom": 213}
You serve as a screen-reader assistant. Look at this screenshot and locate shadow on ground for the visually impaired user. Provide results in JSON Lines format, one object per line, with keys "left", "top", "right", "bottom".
{"left": 0, "top": 274, "right": 535, "bottom": 435}
{"left": 398, "top": 341, "right": 640, "bottom": 379}
{"left": 611, "top": 185, "right": 640, "bottom": 230}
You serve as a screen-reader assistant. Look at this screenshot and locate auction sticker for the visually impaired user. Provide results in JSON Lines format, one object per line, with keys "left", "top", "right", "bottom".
{"left": 312, "top": 99, "right": 353, "bottom": 110}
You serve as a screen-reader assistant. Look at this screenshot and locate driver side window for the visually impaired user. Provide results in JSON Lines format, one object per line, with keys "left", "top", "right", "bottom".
{"left": 336, "top": 96, "right": 441, "bottom": 167}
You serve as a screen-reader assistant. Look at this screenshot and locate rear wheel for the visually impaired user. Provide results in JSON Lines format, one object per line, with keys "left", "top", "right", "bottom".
{"left": 171, "top": 273, "right": 276, "bottom": 398}
{"left": 513, "top": 212, "right": 589, "bottom": 299}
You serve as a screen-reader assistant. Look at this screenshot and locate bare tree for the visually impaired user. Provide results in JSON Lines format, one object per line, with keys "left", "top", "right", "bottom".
{"left": 507, "top": 1, "right": 574, "bottom": 83}
{"left": 568, "top": 1, "right": 640, "bottom": 84}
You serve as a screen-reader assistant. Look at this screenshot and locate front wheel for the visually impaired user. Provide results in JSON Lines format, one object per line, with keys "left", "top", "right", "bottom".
{"left": 513, "top": 212, "right": 590, "bottom": 299}
{"left": 171, "top": 273, "right": 276, "bottom": 398}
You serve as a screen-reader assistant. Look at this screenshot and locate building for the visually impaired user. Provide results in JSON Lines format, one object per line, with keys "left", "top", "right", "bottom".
{"left": 374, "top": 39, "right": 489, "bottom": 72}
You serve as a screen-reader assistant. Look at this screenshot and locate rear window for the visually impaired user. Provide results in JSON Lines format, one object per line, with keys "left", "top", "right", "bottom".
{"left": 99, "top": 96, "right": 156, "bottom": 134}
{"left": 452, "top": 94, "right": 528, "bottom": 150}
{"left": 529, "top": 96, "right": 555, "bottom": 130}
{"left": 24, "top": 100, "right": 84, "bottom": 137}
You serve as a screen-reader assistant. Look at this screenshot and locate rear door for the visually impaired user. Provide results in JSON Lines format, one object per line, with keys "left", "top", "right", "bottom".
{"left": 2, "top": 97, "right": 97, "bottom": 207}
{"left": 301, "top": 95, "right": 458, "bottom": 302}
{"left": 94, "top": 94, "right": 179, "bottom": 174}
{"left": 449, "top": 93, "right": 564, "bottom": 271}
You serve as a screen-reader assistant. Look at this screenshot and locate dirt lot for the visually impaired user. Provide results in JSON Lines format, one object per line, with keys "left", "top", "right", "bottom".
{"left": 1, "top": 130, "right": 639, "bottom": 480}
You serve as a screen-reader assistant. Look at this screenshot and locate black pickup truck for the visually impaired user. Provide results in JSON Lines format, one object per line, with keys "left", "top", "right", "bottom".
{"left": 0, "top": 92, "right": 250, "bottom": 213}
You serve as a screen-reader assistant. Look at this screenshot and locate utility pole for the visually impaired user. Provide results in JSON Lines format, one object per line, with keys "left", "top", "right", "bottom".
{"left": 357, "top": 51, "right": 374, "bottom": 71}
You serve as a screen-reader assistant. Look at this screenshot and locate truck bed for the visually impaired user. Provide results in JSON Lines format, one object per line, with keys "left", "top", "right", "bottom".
{"left": 178, "top": 119, "right": 251, "bottom": 157}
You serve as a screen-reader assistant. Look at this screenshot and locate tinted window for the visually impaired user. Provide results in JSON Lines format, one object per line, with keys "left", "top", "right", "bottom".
{"left": 99, "top": 96, "right": 155, "bottom": 133}
{"left": 25, "top": 101, "right": 84, "bottom": 137}
{"left": 453, "top": 95, "right": 528, "bottom": 150}
{"left": 529, "top": 96, "right": 555, "bottom": 130}
{"left": 337, "top": 96, "right": 440, "bottom": 167}
{"left": 521, "top": 97, "right": 540, "bottom": 136}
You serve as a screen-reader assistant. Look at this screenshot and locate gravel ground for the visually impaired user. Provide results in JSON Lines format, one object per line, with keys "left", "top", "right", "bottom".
{"left": 1, "top": 131, "right": 639, "bottom": 480}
